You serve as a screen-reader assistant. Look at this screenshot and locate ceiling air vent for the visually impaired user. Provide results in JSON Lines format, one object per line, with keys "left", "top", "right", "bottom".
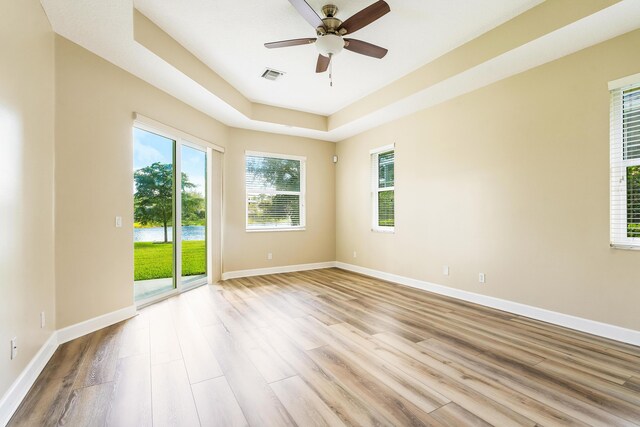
{"left": 261, "top": 68, "right": 285, "bottom": 81}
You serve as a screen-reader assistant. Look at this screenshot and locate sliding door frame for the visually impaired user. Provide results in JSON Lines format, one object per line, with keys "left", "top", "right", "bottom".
{"left": 133, "top": 114, "right": 224, "bottom": 307}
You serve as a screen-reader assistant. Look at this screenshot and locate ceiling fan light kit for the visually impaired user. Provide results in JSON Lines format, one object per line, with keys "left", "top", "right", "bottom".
{"left": 315, "top": 34, "right": 344, "bottom": 57}
{"left": 264, "top": 0, "right": 390, "bottom": 85}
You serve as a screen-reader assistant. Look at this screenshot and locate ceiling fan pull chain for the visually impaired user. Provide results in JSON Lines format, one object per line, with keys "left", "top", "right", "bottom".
{"left": 329, "top": 53, "right": 333, "bottom": 87}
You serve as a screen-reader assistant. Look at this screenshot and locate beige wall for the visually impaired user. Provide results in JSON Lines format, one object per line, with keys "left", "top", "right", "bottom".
{"left": 54, "top": 37, "right": 336, "bottom": 327}
{"left": 336, "top": 29, "right": 640, "bottom": 331}
{"left": 223, "top": 128, "right": 336, "bottom": 272}
{"left": 0, "top": 0, "right": 56, "bottom": 398}
{"left": 54, "top": 36, "right": 228, "bottom": 328}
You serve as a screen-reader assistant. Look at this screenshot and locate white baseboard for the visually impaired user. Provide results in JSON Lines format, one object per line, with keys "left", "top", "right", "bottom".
{"left": 57, "top": 305, "right": 137, "bottom": 345}
{"left": 335, "top": 262, "right": 640, "bottom": 347}
{"left": 0, "top": 333, "right": 57, "bottom": 427}
{"left": 0, "top": 304, "right": 138, "bottom": 426}
{"left": 222, "top": 261, "right": 336, "bottom": 280}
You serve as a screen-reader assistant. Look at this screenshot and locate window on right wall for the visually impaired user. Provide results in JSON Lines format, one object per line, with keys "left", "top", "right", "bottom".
{"left": 610, "top": 79, "right": 640, "bottom": 248}
{"left": 371, "top": 145, "right": 395, "bottom": 232}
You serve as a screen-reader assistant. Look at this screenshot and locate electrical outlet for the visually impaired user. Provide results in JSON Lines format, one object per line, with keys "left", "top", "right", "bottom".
{"left": 353, "top": 251, "right": 357, "bottom": 258}
{"left": 41, "top": 312, "right": 46, "bottom": 328}
{"left": 443, "top": 266, "right": 449, "bottom": 276}
{"left": 479, "top": 273, "right": 486, "bottom": 284}
{"left": 267, "top": 252, "right": 273, "bottom": 260}
{"left": 10, "top": 338, "right": 17, "bottom": 360}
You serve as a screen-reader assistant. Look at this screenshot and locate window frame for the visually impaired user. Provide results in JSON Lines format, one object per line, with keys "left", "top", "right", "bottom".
{"left": 245, "top": 150, "right": 306, "bottom": 232}
{"left": 371, "top": 144, "right": 395, "bottom": 233}
{"left": 609, "top": 76, "right": 640, "bottom": 249}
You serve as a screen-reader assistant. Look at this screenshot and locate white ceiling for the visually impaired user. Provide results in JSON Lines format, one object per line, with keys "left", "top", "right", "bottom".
{"left": 40, "top": 0, "right": 640, "bottom": 141}
{"left": 133, "top": 0, "right": 542, "bottom": 115}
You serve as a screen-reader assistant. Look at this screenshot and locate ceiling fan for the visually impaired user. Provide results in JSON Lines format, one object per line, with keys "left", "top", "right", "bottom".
{"left": 264, "top": 0, "right": 390, "bottom": 74}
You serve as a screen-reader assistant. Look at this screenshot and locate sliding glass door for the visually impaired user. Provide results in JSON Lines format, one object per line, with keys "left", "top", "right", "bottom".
{"left": 133, "top": 126, "right": 209, "bottom": 303}
{"left": 180, "top": 143, "right": 207, "bottom": 288}
{"left": 133, "top": 128, "right": 176, "bottom": 300}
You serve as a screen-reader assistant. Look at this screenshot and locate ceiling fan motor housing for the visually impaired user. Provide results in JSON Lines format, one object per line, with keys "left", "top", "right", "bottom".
{"left": 318, "top": 4, "right": 344, "bottom": 35}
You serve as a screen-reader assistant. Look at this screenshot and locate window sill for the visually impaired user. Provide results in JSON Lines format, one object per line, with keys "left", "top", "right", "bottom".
{"left": 610, "top": 244, "right": 640, "bottom": 251}
{"left": 246, "top": 227, "right": 306, "bottom": 233}
{"left": 372, "top": 227, "right": 395, "bottom": 234}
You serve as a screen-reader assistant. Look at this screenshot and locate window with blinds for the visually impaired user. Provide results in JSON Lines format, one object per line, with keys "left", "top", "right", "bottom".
{"left": 245, "top": 151, "right": 306, "bottom": 231}
{"left": 371, "top": 145, "right": 395, "bottom": 232}
{"left": 610, "top": 80, "right": 640, "bottom": 248}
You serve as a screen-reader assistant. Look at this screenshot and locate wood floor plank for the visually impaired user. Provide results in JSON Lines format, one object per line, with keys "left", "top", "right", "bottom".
{"left": 535, "top": 359, "right": 640, "bottom": 407}
{"left": 307, "top": 344, "right": 444, "bottom": 426}
{"left": 446, "top": 307, "right": 636, "bottom": 384}
{"left": 302, "top": 317, "right": 450, "bottom": 413}
{"left": 118, "top": 322, "right": 149, "bottom": 359}
{"left": 319, "top": 294, "right": 430, "bottom": 343}
{"left": 58, "top": 382, "right": 115, "bottom": 426}
{"left": 192, "top": 377, "right": 249, "bottom": 427}
{"left": 351, "top": 292, "right": 546, "bottom": 366}
{"left": 421, "top": 337, "right": 638, "bottom": 426}
{"left": 148, "top": 302, "right": 183, "bottom": 365}
{"left": 344, "top": 328, "right": 549, "bottom": 426}
{"left": 41, "top": 334, "right": 93, "bottom": 380}
{"left": 271, "top": 314, "right": 326, "bottom": 351}
{"left": 11, "top": 268, "right": 640, "bottom": 427}
{"left": 184, "top": 289, "right": 221, "bottom": 327}
{"left": 261, "top": 327, "right": 396, "bottom": 427}
{"left": 151, "top": 359, "right": 201, "bottom": 427}
{"left": 306, "top": 293, "right": 402, "bottom": 338}
{"left": 270, "top": 375, "right": 347, "bottom": 427}
{"left": 73, "top": 322, "right": 124, "bottom": 388}
{"left": 106, "top": 353, "right": 152, "bottom": 427}
{"left": 201, "top": 323, "right": 295, "bottom": 427}
{"left": 625, "top": 377, "right": 640, "bottom": 393}
{"left": 7, "top": 368, "right": 78, "bottom": 426}
{"left": 511, "top": 316, "right": 640, "bottom": 356}
{"left": 202, "top": 286, "right": 256, "bottom": 334}
{"left": 236, "top": 327, "right": 297, "bottom": 383}
{"left": 225, "top": 295, "right": 272, "bottom": 330}
{"left": 429, "top": 402, "right": 492, "bottom": 427}
{"left": 8, "top": 335, "right": 94, "bottom": 426}
{"left": 169, "top": 296, "right": 224, "bottom": 383}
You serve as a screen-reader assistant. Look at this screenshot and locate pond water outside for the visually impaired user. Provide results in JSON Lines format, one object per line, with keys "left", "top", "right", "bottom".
{"left": 134, "top": 226, "right": 205, "bottom": 242}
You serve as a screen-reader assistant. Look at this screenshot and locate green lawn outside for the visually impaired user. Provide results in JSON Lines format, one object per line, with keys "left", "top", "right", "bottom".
{"left": 134, "top": 240, "right": 206, "bottom": 281}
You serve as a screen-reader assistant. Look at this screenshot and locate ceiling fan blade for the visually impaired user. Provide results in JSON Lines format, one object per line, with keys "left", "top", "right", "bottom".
{"left": 288, "top": 0, "right": 324, "bottom": 29}
{"left": 339, "top": 0, "right": 390, "bottom": 35}
{"left": 344, "top": 39, "right": 388, "bottom": 59}
{"left": 316, "top": 54, "right": 330, "bottom": 73}
{"left": 264, "top": 38, "right": 317, "bottom": 49}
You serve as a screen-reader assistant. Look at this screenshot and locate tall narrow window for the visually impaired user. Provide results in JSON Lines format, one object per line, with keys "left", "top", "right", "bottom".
{"left": 245, "top": 151, "right": 306, "bottom": 231}
{"left": 610, "top": 80, "right": 640, "bottom": 248}
{"left": 371, "top": 145, "right": 395, "bottom": 232}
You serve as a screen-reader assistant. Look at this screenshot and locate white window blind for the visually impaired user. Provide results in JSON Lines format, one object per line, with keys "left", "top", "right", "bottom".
{"left": 245, "top": 151, "right": 306, "bottom": 231}
{"left": 371, "top": 145, "right": 395, "bottom": 232}
{"left": 610, "top": 81, "right": 640, "bottom": 248}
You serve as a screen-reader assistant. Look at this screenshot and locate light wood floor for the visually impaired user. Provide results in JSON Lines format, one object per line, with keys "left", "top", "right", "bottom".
{"left": 9, "top": 268, "right": 640, "bottom": 426}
